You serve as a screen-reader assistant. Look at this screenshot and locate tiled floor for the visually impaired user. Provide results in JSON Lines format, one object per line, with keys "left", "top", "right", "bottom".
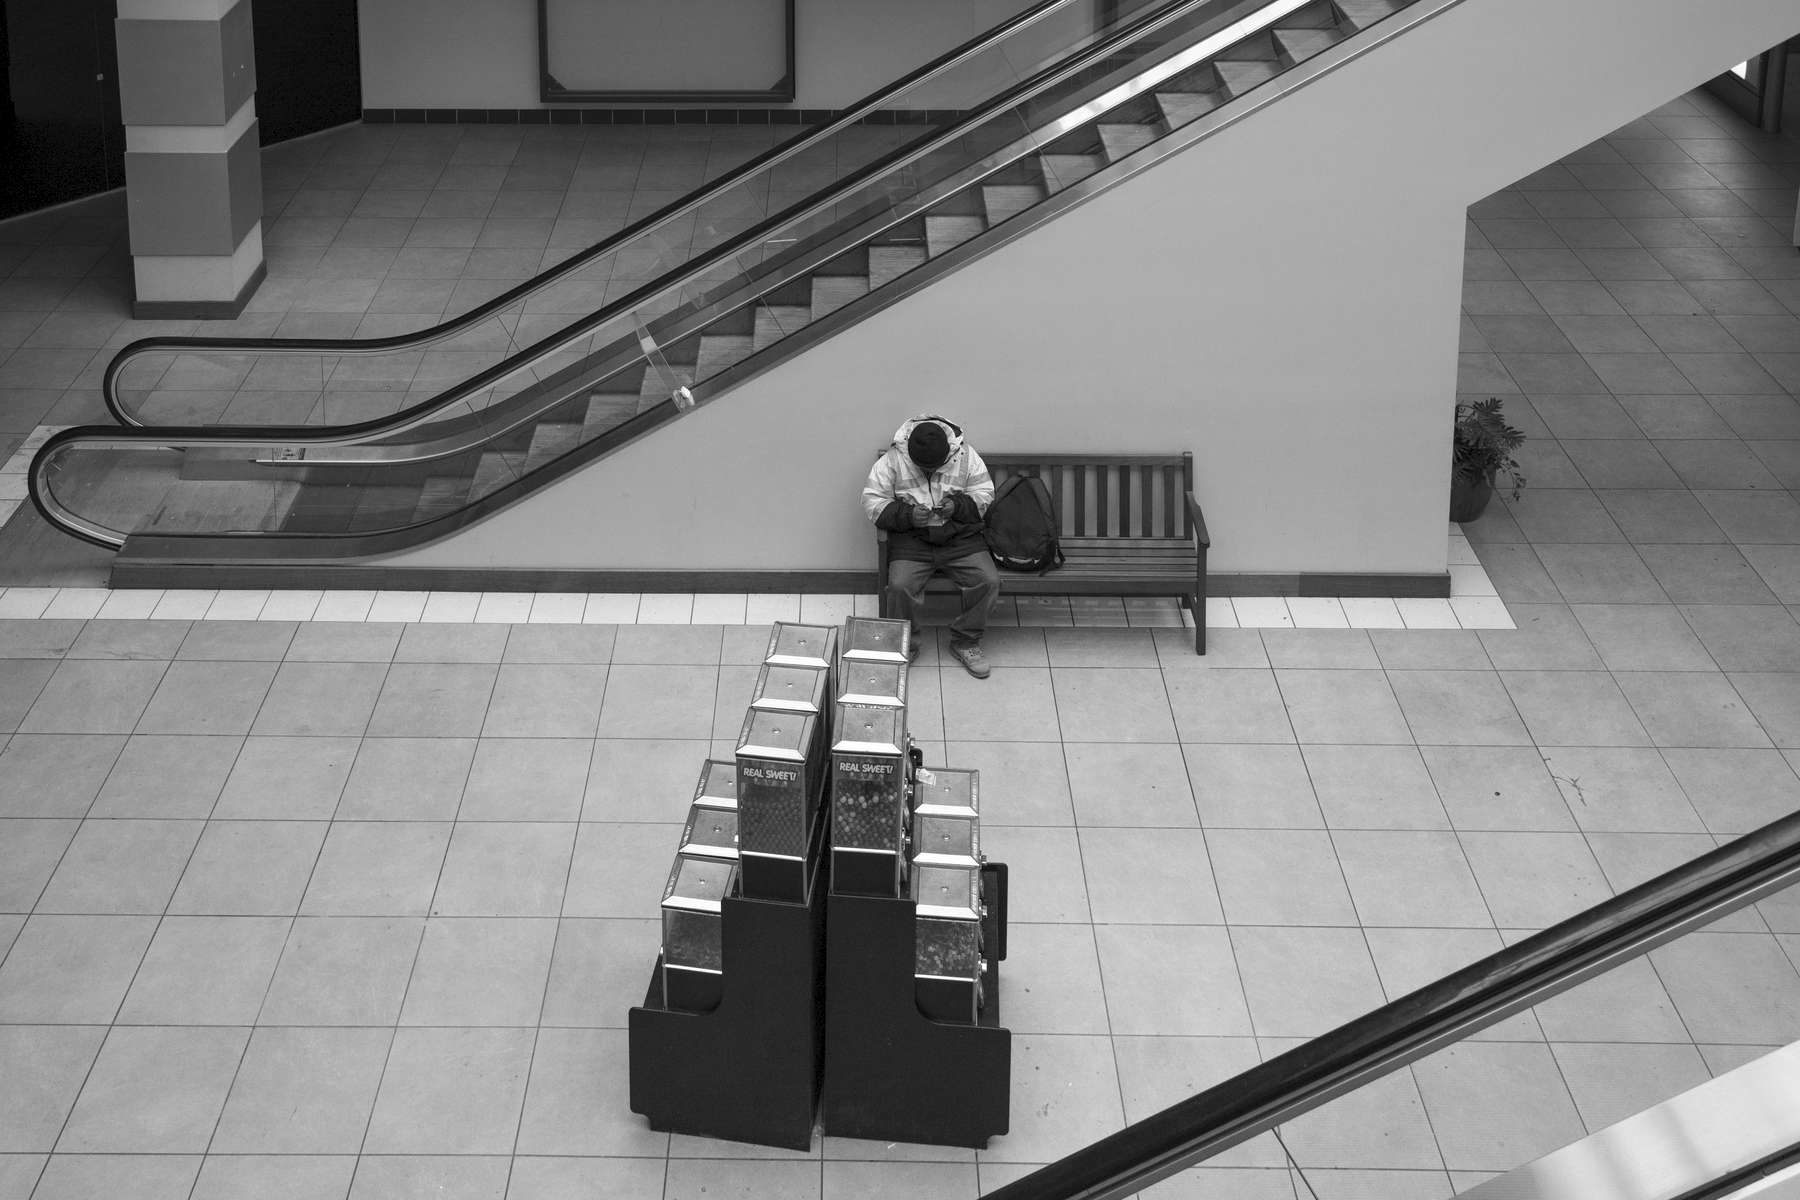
{"left": 0, "top": 120, "right": 911, "bottom": 433}
{"left": 3, "top": 85, "right": 1800, "bottom": 1200}
{"left": 0, "top": 559, "right": 1509, "bottom": 631}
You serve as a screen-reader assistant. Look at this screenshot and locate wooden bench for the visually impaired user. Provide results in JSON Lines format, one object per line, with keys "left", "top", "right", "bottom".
{"left": 877, "top": 451, "right": 1211, "bottom": 654}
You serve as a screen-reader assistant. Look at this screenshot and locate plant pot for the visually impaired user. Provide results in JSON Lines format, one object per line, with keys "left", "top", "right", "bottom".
{"left": 1449, "top": 473, "right": 1494, "bottom": 523}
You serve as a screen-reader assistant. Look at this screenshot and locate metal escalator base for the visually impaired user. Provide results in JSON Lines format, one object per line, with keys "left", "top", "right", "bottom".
{"left": 1450, "top": 1041, "right": 1800, "bottom": 1200}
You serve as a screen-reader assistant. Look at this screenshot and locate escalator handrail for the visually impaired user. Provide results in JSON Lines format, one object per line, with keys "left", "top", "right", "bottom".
{"left": 38, "top": 0, "right": 1364, "bottom": 549}
{"left": 979, "top": 808, "right": 1800, "bottom": 1200}
{"left": 101, "top": 0, "right": 1120, "bottom": 426}
{"left": 43, "top": 0, "right": 1279, "bottom": 490}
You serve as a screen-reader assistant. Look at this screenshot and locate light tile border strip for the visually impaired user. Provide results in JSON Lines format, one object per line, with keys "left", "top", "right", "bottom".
{"left": 0, "top": 430, "right": 1511, "bottom": 629}
{"left": 0, "top": 586, "right": 1514, "bottom": 628}
{"left": 0, "top": 569, "right": 1512, "bottom": 630}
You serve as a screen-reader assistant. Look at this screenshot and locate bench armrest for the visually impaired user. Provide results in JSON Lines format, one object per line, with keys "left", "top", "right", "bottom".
{"left": 874, "top": 527, "right": 891, "bottom": 618}
{"left": 1185, "top": 490, "right": 1209, "bottom": 657}
{"left": 1185, "top": 492, "right": 1212, "bottom": 550}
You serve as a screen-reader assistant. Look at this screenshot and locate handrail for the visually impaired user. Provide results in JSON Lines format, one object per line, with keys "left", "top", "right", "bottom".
{"left": 40, "top": 0, "right": 1269, "bottom": 520}
{"left": 46, "top": 0, "right": 1272, "bottom": 546}
{"left": 978, "top": 808, "right": 1800, "bottom": 1200}
{"left": 35, "top": 0, "right": 1411, "bottom": 550}
{"left": 259, "top": 0, "right": 1278, "bottom": 456}
{"left": 101, "top": 0, "right": 1132, "bottom": 426}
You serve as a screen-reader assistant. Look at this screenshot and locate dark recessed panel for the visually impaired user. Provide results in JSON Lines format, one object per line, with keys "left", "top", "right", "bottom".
{"left": 539, "top": 0, "right": 795, "bottom": 104}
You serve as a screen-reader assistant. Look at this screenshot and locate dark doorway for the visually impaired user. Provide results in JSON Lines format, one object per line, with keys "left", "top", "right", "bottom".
{"left": 252, "top": 0, "right": 362, "bottom": 145}
{"left": 1, "top": 0, "right": 361, "bottom": 222}
{"left": 0, "top": 0, "right": 125, "bottom": 221}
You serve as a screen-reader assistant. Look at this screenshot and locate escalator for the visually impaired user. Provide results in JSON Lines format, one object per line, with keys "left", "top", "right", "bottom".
{"left": 29, "top": 0, "right": 1421, "bottom": 566}
{"left": 980, "top": 808, "right": 1800, "bottom": 1200}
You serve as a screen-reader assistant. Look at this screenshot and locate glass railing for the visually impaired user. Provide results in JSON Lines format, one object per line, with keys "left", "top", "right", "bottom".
{"left": 36, "top": 0, "right": 1420, "bottom": 550}
{"left": 103, "top": 0, "right": 1174, "bottom": 428}
{"left": 978, "top": 807, "right": 1800, "bottom": 1200}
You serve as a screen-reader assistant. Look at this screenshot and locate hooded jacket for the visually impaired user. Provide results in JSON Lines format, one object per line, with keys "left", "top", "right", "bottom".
{"left": 862, "top": 415, "right": 995, "bottom": 564}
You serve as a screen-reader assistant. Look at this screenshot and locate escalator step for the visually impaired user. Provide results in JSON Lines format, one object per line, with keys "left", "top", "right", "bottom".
{"left": 811, "top": 274, "right": 870, "bottom": 319}
{"left": 469, "top": 451, "right": 527, "bottom": 499}
{"left": 1095, "top": 124, "right": 1160, "bottom": 163}
{"left": 924, "top": 214, "right": 987, "bottom": 258}
{"left": 1279, "top": 0, "right": 1347, "bottom": 28}
{"left": 1333, "top": 0, "right": 1407, "bottom": 31}
{"left": 62, "top": 457, "right": 177, "bottom": 516}
{"left": 413, "top": 476, "right": 472, "bottom": 523}
{"left": 1156, "top": 91, "right": 1226, "bottom": 129}
{"left": 868, "top": 246, "right": 928, "bottom": 292}
{"left": 490, "top": 423, "right": 536, "bottom": 453}
{"left": 583, "top": 377, "right": 645, "bottom": 413}
{"left": 638, "top": 366, "right": 696, "bottom": 409}
{"left": 1038, "top": 153, "right": 1104, "bottom": 192}
{"left": 981, "top": 184, "right": 1046, "bottom": 227}
{"left": 146, "top": 479, "right": 301, "bottom": 535}
{"left": 346, "top": 484, "right": 423, "bottom": 533}
{"left": 1274, "top": 26, "right": 1345, "bottom": 60}
{"left": 696, "top": 333, "right": 755, "bottom": 382}
{"left": 1161, "top": 58, "right": 1227, "bottom": 95}
{"left": 583, "top": 393, "right": 641, "bottom": 435}
{"left": 281, "top": 473, "right": 380, "bottom": 535}
{"left": 752, "top": 304, "right": 815, "bottom": 352}
{"left": 524, "top": 421, "right": 584, "bottom": 473}
{"left": 1220, "top": 29, "right": 1279, "bottom": 59}
{"left": 282, "top": 507, "right": 355, "bottom": 535}
{"left": 1214, "top": 59, "right": 1284, "bottom": 94}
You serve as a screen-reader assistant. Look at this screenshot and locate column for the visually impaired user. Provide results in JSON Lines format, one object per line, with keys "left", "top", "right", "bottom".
{"left": 114, "top": 0, "right": 264, "bottom": 318}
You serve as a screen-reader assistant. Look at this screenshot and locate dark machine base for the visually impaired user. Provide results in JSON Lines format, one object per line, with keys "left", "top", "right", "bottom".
{"left": 820, "top": 867, "right": 1011, "bottom": 1149}
{"left": 628, "top": 882, "right": 827, "bottom": 1150}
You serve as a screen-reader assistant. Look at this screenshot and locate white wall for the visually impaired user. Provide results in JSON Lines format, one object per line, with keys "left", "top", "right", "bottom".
{"left": 357, "top": 0, "right": 1049, "bottom": 110}
{"left": 358, "top": 0, "right": 540, "bottom": 109}
{"left": 545, "top": 0, "right": 790, "bottom": 95}
{"left": 380, "top": 0, "right": 1800, "bottom": 578}
{"left": 799, "top": 0, "right": 1096, "bottom": 110}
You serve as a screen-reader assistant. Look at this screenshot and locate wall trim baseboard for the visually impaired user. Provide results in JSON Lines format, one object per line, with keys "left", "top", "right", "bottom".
{"left": 360, "top": 107, "right": 960, "bottom": 127}
{"left": 130, "top": 259, "right": 267, "bottom": 320}
{"left": 1302, "top": 572, "right": 1450, "bottom": 599}
{"left": 1186, "top": 573, "right": 1451, "bottom": 598}
{"left": 107, "top": 563, "right": 882, "bottom": 592}
{"left": 106, "top": 559, "right": 1452, "bottom": 599}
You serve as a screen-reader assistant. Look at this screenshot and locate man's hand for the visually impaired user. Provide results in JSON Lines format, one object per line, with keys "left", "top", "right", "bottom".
{"left": 934, "top": 496, "right": 958, "bottom": 519}
{"left": 911, "top": 503, "right": 937, "bottom": 526}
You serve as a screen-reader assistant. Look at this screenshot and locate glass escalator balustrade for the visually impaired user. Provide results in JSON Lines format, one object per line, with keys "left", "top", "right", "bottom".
{"left": 34, "top": 0, "right": 1423, "bottom": 551}
{"left": 100, "top": 0, "right": 1162, "bottom": 431}
{"left": 977, "top": 808, "right": 1800, "bottom": 1200}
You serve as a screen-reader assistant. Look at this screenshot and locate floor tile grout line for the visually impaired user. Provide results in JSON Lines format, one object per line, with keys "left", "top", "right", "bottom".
{"left": 0, "top": 528, "right": 1504, "bottom": 630}
{"left": 40, "top": 647, "right": 233, "bottom": 1162}
{"left": 3, "top": 89, "right": 1800, "bottom": 1187}
{"left": 1282, "top": 638, "right": 1470, "bottom": 1184}
{"left": 1571, "top": 598, "right": 1772, "bottom": 1067}
{"left": 1374, "top": 609, "right": 1567, "bottom": 1136}
{"left": 1028, "top": 632, "right": 1138, "bottom": 1142}
{"left": 499, "top": 758, "right": 596, "bottom": 1184}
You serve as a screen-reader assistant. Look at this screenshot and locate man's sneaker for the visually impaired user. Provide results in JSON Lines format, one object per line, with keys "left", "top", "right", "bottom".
{"left": 950, "top": 641, "right": 990, "bottom": 679}
{"left": 908, "top": 632, "right": 922, "bottom": 663}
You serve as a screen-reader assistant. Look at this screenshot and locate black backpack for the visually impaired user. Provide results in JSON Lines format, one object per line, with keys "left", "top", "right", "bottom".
{"left": 983, "top": 474, "right": 1065, "bottom": 574}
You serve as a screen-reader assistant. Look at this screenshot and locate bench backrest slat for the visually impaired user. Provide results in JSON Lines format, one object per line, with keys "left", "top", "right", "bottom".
{"left": 1092, "top": 466, "right": 1101, "bottom": 539}
{"left": 983, "top": 453, "right": 1191, "bottom": 540}
{"left": 1108, "top": 464, "right": 1123, "bottom": 539}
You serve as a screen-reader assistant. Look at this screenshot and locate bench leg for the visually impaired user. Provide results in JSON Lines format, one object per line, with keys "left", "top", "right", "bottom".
{"left": 1195, "top": 550, "right": 1207, "bottom": 656}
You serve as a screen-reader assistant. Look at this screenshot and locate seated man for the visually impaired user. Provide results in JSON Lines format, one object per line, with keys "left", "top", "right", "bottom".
{"left": 862, "top": 414, "right": 999, "bottom": 679}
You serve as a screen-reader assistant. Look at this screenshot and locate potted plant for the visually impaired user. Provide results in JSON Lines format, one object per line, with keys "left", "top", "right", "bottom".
{"left": 1451, "top": 397, "right": 1526, "bottom": 522}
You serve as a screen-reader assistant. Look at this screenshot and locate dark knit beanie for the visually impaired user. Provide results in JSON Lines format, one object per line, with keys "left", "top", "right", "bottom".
{"left": 907, "top": 421, "right": 950, "bottom": 470}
